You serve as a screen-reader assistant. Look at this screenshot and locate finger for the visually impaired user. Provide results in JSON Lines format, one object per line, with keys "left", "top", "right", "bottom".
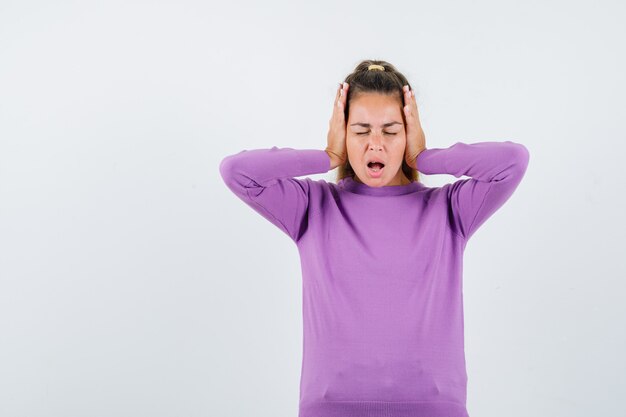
{"left": 339, "top": 82, "right": 348, "bottom": 106}
{"left": 337, "top": 83, "right": 350, "bottom": 112}
{"left": 403, "top": 85, "right": 411, "bottom": 102}
{"left": 338, "top": 82, "right": 348, "bottom": 107}
{"left": 405, "top": 87, "right": 418, "bottom": 116}
{"left": 403, "top": 85, "right": 415, "bottom": 100}
{"left": 333, "top": 86, "right": 346, "bottom": 129}
{"left": 330, "top": 84, "right": 342, "bottom": 126}
{"left": 333, "top": 84, "right": 344, "bottom": 115}
{"left": 403, "top": 87, "right": 413, "bottom": 117}
{"left": 410, "top": 90, "right": 420, "bottom": 117}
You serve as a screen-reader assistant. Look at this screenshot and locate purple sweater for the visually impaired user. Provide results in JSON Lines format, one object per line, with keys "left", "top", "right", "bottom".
{"left": 219, "top": 141, "right": 529, "bottom": 417}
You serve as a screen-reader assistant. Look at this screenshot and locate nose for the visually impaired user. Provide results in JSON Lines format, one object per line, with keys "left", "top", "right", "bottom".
{"left": 368, "top": 133, "right": 383, "bottom": 151}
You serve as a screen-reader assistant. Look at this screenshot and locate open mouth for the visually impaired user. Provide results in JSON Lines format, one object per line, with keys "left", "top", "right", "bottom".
{"left": 367, "top": 161, "right": 385, "bottom": 177}
{"left": 367, "top": 161, "right": 385, "bottom": 172}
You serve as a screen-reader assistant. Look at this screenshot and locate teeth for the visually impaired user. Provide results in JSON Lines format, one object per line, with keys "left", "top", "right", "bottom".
{"left": 368, "top": 162, "right": 384, "bottom": 172}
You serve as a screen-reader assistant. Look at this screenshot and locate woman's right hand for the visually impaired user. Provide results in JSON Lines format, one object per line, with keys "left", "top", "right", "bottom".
{"left": 325, "top": 82, "right": 349, "bottom": 169}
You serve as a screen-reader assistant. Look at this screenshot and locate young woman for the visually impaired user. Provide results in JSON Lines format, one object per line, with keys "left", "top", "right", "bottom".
{"left": 219, "top": 59, "right": 529, "bottom": 417}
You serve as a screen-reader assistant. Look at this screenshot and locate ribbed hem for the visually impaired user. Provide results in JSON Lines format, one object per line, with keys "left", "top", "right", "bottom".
{"left": 299, "top": 400, "right": 469, "bottom": 417}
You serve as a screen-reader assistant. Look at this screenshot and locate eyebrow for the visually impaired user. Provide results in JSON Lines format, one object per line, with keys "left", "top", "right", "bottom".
{"left": 350, "top": 122, "right": 402, "bottom": 128}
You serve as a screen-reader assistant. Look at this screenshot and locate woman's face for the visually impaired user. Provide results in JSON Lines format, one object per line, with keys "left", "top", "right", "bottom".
{"left": 346, "top": 92, "right": 408, "bottom": 187}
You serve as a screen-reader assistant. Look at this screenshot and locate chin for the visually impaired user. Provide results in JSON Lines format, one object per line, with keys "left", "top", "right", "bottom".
{"left": 358, "top": 165, "right": 405, "bottom": 187}
{"left": 359, "top": 173, "right": 389, "bottom": 187}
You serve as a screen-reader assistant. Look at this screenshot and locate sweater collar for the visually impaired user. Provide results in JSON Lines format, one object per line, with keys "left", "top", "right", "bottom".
{"left": 337, "top": 176, "right": 425, "bottom": 196}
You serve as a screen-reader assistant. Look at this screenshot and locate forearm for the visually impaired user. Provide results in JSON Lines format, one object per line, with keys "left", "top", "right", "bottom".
{"left": 219, "top": 146, "right": 332, "bottom": 243}
{"left": 420, "top": 141, "right": 530, "bottom": 240}
{"left": 416, "top": 141, "right": 529, "bottom": 182}
{"left": 220, "top": 146, "right": 331, "bottom": 192}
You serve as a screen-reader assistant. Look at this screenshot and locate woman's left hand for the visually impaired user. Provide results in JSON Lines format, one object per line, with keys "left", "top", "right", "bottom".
{"left": 402, "top": 85, "right": 426, "bottom": 168}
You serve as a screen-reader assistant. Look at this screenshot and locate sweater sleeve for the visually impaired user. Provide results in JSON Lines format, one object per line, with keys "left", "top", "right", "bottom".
{"left": 416, "top": 141, "right": 530, "bottom": 241}
{"left": 219, "top": 146, "right": 331, "bottom": 243}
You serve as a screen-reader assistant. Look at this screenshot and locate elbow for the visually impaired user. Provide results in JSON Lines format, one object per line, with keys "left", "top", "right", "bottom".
{"left": 219, "top": 154, "right": 235, "bottom": 187}
{"left": 219, "top": 154, "right": 234, "bottom": 182}
{"left": 503, "top": 141, "right": 530, "bottom": 175}
{"left": 488, "top": 142, "right": 530, "bottom": 183}
{"left": 219, "top": 153, "right": 249, "bottom": 193}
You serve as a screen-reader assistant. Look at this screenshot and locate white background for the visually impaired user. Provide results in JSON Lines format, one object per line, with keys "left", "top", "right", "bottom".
{"left": 1, "top": 0, "right": 625, "bottom": 416}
